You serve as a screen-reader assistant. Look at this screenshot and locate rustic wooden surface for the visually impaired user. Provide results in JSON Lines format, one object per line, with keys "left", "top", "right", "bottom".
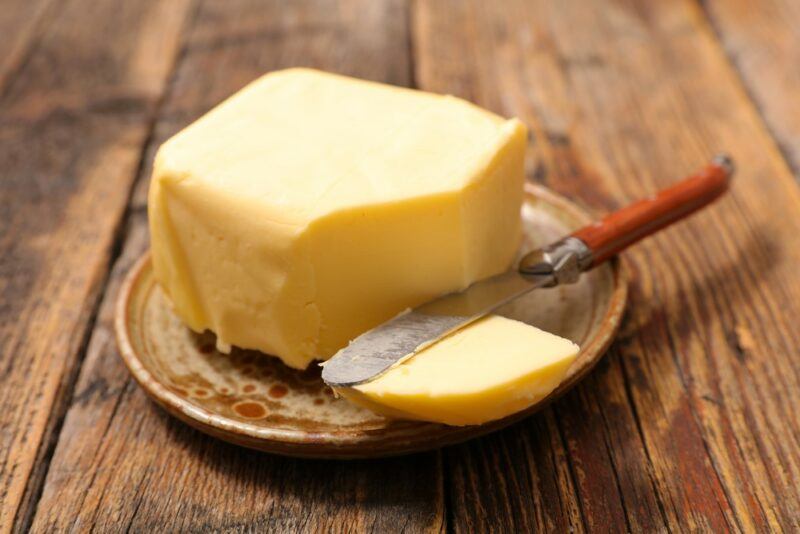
{"left": 2, "top": 0, "right": 800, "bottom": 531}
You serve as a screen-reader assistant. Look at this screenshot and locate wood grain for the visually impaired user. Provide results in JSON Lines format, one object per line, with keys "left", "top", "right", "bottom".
{"left": 701, "top": 0, "right": 800, "bottom": 174}
{"left": 0, "top": 0, "right": 192, "bottom": 531}
{"left": 414, "top": 0, "right": 800, "bottom": 531}
{"left": 0, "top": 0, "right": 57, "bottom": 91}
{"left": 29, "top": 1, "right": 445, "bottom": 532}
{"left": 3, "top": 0, "right": 800, "bottom": 530}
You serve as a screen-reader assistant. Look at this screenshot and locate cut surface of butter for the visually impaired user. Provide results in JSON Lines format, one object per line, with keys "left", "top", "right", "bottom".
{"left": 338, "top": 315, "right": 579, "bottom": 426}
{"left": 149, "top": 68, "right": 527, "bottom": 369}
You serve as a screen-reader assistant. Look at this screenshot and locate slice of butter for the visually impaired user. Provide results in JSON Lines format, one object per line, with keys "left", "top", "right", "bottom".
{"left": 149, "top": 68, "right": 527, "bottom": 369}
{"left": 338, "top": 315, "right": 579, "bottom": 426}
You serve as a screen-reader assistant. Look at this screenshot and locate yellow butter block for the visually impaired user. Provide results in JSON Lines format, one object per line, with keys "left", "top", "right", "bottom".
{"left": 338, "top": 315, "right": 579, "bottom": 426}
{"left": 149, "top": 68, "right": 527, "bottom": 369}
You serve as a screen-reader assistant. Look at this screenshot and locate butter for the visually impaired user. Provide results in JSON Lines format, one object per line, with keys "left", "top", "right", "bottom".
{"left": 149, "top": 68, "right": 527, "bottom": 369}
{"left": 339, "top": 315, "right": 579, "bottom": 425}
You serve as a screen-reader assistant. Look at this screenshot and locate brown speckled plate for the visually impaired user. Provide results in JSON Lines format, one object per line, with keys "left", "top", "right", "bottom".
{"left": 115, "top": 184, "right": 628, "bottom": 458}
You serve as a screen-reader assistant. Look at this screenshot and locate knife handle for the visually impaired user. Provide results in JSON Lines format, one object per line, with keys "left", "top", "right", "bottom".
{"left": 571, "top": 154, "right": 734, "bottom": 268}
{"left": 519, "top": 154, "right": 734, "bottom": 284}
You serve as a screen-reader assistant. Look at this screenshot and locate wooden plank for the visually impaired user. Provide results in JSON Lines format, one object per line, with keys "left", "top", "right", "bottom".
{"left": 31, "top": 1, "right": 445, "bottom": 532}
{"left": 0, "top": 0, "right": 56, "bottom": 91}
{"left": 701, "top": 0, "right": 800, "bottom": 175}
{"left": 0, "top": 0, "right": 193, "bottom": 531}
{"left": 414, "top": 0, "right": 800, "bottom": 530}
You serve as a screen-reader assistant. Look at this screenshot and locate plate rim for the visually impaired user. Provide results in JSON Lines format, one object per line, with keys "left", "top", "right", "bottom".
{"left": 114, "top": 184, "right": 629, "bottom": 458}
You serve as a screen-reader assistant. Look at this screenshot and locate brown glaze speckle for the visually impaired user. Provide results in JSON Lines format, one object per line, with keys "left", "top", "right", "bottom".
{"left": 268, "top": 385, "right": 288, "bottom": 399}
{"left": 242, "top": 384, "right": 256, "bottom": 393}
{"left": 234, "top": 401, "right": 267, "bottom": 419}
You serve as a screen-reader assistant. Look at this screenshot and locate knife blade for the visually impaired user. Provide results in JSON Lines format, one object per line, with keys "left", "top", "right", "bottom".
{"left": 321, "top": 154, "right": 734, "bottom": 388}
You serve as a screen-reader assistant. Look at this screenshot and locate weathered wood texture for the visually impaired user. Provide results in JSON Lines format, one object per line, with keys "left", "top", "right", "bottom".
{"left": 0, "top": 0, "right": 192, "bottom": 531}
{"left": 2, "top": 0, "right": 800, "bottom": 531}
{"left": 28, "top": 0, "right": 445, "bottom": 532}
{"left": 414, "top": 0, "right": 800, "bottom": 531}
{"left": 702, "top": 0, "right": 800, "bottom": 174}
{"left": 0, "top": 0, "right": 56, "bottom": 90}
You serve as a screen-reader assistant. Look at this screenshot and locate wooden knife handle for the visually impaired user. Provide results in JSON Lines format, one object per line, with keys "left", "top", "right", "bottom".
{"left": 572, "top": 154, "right": 734, "bottom": 267}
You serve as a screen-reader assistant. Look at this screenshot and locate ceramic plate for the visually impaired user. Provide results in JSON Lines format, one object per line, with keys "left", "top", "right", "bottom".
{"left": 115, "top": 184, "right": 628, "bottom": 458}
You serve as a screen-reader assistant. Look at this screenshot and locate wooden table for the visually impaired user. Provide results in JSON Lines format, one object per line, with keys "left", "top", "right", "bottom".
{"left": 3, "top": 0, "right": 800, "bottom": 531}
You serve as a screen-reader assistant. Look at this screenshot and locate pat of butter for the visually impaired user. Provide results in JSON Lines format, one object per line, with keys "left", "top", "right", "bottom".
{"left": 339, "top": 315, "right": 579, "bottom": 425}
{"left": 149, "top": 68, "right": 527, "bottom": 369}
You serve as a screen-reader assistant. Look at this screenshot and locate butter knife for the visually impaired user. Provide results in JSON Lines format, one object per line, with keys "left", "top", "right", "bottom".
{"left": 322, "top": 154, "right": 734, "bottom": 387}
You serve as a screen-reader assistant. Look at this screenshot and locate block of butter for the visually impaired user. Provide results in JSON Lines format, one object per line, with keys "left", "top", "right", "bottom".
{"left": 337, "top": 315, "right": 579, "bottom": 426}
{"left": 149, "top": 68, "right": 527, "bottom": 369}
